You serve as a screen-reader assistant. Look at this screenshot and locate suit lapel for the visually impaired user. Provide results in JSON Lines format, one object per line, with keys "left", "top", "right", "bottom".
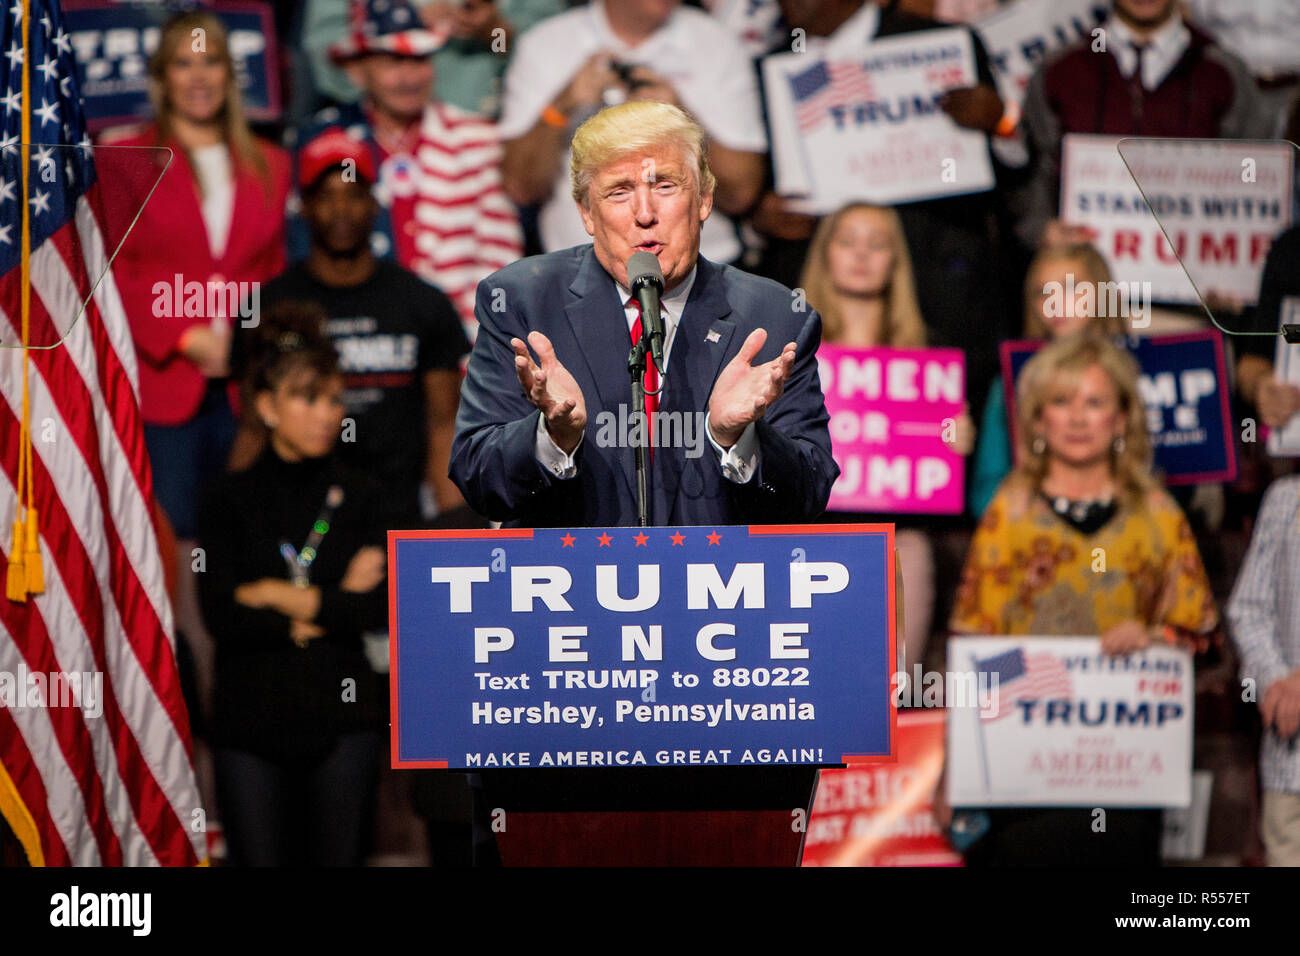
{"left": 563, "top": 247, "right": 640, "bottom": 507}
{"left": 657, "top": 257, "right": 734, "bottom": 518}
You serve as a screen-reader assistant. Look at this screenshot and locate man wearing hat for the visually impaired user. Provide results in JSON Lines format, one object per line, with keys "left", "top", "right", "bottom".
{"left": 236, "top": 129, "right": 472, "bottom": 522}
{"left": 289, "top": 0, "right": 523, "bottom": 333}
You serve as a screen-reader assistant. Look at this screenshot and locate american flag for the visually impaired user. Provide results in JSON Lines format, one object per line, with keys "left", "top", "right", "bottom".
{"left": 977, "top": 647, "right": 1073, "bottom": 722}
{"left": 0, "top": 0, "right": 206, "bottom": 864}
{"left": 788, "top": 59, "right": 875, "bottom": 133}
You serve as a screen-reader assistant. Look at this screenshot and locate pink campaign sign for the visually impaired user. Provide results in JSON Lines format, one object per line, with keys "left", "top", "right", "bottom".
{"left": 817, "top": 345, "right": 966, "bottom": 514}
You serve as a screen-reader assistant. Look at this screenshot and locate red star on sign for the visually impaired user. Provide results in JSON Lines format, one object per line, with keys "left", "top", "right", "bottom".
{"left": 560, "top": 533, "right": 575, "bottom": 548}
{"left": 633, "top": 532, "right": 649, "bottom": 547}
{"left": 597, "top": 532, "right": 613, "bottom": 547}
{"left": 706, "top": 530, "right": 722, "bottom": 546}
{"left": 670, "top": 532, "right": 685, "bottom": 546}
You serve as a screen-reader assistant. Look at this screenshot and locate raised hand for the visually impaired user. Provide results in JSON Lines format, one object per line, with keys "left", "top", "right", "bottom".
{"left": 707, "top": 328, "right": 796, "bottom": 448}
{"left": 1258, "top": 375, "right": 1300, "bottom": 429}
{"left": 341, "top": 546, "right": 386, "bottom": 594}
{"left": 512, "top": 331, "right": 587, "bottom": 453}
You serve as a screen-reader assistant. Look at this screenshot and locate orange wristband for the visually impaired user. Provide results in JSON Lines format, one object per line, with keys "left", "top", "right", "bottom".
{"left": 541, "top": 105, "right": 568, "bottom": 129}
{"left": 994, "top": 101, "right": 1019, "bottom": 138}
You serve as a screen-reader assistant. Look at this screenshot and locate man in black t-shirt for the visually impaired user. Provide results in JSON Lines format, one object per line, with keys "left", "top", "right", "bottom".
{"left": 234, "top": 129, "right": 472, "bottom": 522}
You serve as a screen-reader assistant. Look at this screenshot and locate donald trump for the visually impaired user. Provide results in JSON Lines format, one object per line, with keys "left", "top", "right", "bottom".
{"left": 450, "top": 101, "right": 837, "bottom": 526}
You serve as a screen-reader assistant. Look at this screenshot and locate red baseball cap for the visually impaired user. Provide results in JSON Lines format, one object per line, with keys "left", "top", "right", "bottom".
{"left": 298, "top": 128, "right": 377, "bottom": 190}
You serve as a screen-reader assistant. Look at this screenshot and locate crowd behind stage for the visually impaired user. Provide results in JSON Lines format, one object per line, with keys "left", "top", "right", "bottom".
{"left": 64, "top": 0, "right": 1300, "bottom": 866}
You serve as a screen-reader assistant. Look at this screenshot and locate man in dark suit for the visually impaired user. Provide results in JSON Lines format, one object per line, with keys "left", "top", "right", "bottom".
{"left": 451, "top": 100, "right": 837, "bottom": 527}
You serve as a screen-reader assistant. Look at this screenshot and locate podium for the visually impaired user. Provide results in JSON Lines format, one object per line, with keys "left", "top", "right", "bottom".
{"left": 389, "top": 524, "right": 897, "bottom": 867}
{"left": 480, "top": 765, "right": 824, "bottom": 866}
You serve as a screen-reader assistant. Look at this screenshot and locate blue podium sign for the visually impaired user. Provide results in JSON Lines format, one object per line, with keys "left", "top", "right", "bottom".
{"left": 389, "top": 525, "right": 896, "bottom": 769}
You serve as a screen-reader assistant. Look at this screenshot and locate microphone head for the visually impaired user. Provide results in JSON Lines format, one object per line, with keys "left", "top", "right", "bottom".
{"left": 628, "top": 251, "right": 664, "bottom": 291}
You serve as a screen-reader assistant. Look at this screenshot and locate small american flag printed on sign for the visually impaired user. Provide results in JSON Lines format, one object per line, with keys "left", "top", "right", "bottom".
{"left": 788, "top": 60, "right": 875, "bottom": 133}
{"left": 976, "top": 647, "right": 1073, "bottom": 722}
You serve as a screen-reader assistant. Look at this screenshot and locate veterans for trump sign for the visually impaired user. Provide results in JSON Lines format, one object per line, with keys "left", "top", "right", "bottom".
{"left": 946, "top": 637, "right": 1193, "bottom": 807}
{"left": 763, "top": 28, "right": 995, "bottom": 212}
{"left": 389, "top": 525, "right": 896, "bottom": 770}
{"left": 973, "top": 0, "right": 1108, "bottom": 109}
{"left": 1060, "top": 135, "right": 1293, "bottom": 305}
{"left": 818, "top": 345, "right": 966, "bottom": 513}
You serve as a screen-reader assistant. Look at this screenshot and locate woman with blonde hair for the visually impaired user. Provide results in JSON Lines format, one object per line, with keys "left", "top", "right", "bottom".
{"left": 968, "top": 242, "right": 1126, "bottom": 517}
{"left": 801, "top": 202, "right": 973, "bottom": 671}
{"left": 799, "top": 203, "right": 926, "bottom": 349}
{"left": 944, "top": 335, "right": 1217, "bottom": 865}
{"left": 112, "top": 10, "right": 291, "bottom": 541}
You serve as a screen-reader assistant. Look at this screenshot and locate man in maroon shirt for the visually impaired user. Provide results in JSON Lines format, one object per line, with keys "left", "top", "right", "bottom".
{"left": 1017, "top": 0, "right": 1265, "bottom": 249}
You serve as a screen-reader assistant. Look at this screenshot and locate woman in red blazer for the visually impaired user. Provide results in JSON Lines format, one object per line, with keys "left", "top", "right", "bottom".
{"left": 113, "top": 10, "right": 290, "bottom": 539}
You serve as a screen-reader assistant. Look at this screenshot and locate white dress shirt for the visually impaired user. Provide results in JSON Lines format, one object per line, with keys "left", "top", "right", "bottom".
{"left": 1105, "top": 14, "right": 1191, "bottom": 92}
{"left": 191, "top": 143, "right": 234, "bottom": 260}
{"left": 533, "top": 265, "right": 760, "bottom": 485}
{"left": 499, "top": 1, "right": 768, "bottom": 264}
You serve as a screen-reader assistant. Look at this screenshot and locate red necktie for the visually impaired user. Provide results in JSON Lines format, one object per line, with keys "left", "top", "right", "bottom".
{"left": 629, "top": 299, "right": 659, "bottom": 453}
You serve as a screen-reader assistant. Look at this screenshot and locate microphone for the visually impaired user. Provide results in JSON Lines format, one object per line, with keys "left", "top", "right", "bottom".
{"left": 628, "top": 251, "right": 665, "bottom": 375}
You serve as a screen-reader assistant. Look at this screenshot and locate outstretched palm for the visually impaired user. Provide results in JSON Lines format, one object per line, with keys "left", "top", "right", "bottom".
{"left": 512, "top": 331, "right": 587, "bottom": 453}
{"left": 707, "top": 328, "right": 797, "bottom": 447}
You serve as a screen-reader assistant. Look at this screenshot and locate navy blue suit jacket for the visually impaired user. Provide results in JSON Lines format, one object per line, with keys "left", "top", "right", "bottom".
{"left": 450, "top": 245, "right": 838, "bottom": 528}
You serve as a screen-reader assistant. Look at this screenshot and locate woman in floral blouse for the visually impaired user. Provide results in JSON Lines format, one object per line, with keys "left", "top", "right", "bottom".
{"left": 945, "top": 334, "right": 1218, "bottom": 865}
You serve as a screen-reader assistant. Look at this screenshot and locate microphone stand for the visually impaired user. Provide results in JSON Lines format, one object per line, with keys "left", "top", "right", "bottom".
{"left": 628, "top": 332, "right": 652, "bottom": 527}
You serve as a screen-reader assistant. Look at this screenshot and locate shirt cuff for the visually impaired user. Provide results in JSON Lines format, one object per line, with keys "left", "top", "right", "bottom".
{"left": 534, "top": 413, "right": 581, "bottom": 478}
{"left": 705, "top": 412, "right": 759, "bottom": 484}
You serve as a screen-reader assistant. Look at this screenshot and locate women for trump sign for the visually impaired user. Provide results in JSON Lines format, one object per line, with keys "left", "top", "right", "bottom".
{"left": 818, "top": 345, "right": 966, "bottom": 513}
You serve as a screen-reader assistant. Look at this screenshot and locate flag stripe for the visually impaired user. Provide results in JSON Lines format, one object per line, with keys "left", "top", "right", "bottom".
{"left": 43, "top": 224, "right": 174, "bottom": 638}
{"left": 0, "top": 697, "right": 72, "bottom": 865}
{"left": 0, "top": 562, "right": 125, "bottom": 865}
{"left": 0, "top": 0, "right": 205, "bottom": 867}
{"left": 0, "top": 312, "right": 198, "bottom": 864}
{"left": 0, "top": 378, "right": 171, "bottom": 863}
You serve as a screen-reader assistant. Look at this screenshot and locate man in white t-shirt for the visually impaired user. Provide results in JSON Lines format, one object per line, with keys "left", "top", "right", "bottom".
{"left": 498, "top": 0, "right": 768, "bottom": 265}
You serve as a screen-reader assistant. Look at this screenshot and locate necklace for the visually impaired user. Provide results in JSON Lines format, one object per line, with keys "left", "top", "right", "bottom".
{"left": 1040, "top": 490, "right": 1118, "bottom": 535}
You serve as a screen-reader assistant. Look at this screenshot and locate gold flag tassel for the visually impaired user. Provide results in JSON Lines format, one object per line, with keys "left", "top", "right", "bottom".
{"left": 23, "top": 505, "right": 42, "bottom": 595}
{"left": 6, "top": 0, "right": 37, "bottom": 601}
{"left": 5, "top": 521, "right": 25, "bottom": 600}
{"left": 6, "top": 440, "right": 28, "bottom": 602}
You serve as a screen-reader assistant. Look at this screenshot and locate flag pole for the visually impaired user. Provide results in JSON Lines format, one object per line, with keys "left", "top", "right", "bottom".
{"left": 6, "top": 0, "right": 41, "bottom": 601}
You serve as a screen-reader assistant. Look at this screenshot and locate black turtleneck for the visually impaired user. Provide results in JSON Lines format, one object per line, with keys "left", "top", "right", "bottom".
{"left": 196, "top": 447, "right": 404, "bottom": 759}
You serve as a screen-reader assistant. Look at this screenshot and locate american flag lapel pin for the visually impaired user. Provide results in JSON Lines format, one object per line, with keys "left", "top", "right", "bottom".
{"left": 706, "top": 329, "right": 721, "bottom": 343}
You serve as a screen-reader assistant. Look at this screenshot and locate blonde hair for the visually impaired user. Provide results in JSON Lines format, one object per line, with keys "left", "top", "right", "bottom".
{"left": 570, "top": 101, "right": 716, "bottom": 207}
{"left": 148, "top": 11, "right": 269, "bottom": 186}
{"left": 1012, "top": 335, "right": 1156, "bottom": 507}
{"left": 1023, "top": 242, "right": 1124, "bottom": 340}
{"left": 799, "top": 203, "right": 925, "bottom": 348}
